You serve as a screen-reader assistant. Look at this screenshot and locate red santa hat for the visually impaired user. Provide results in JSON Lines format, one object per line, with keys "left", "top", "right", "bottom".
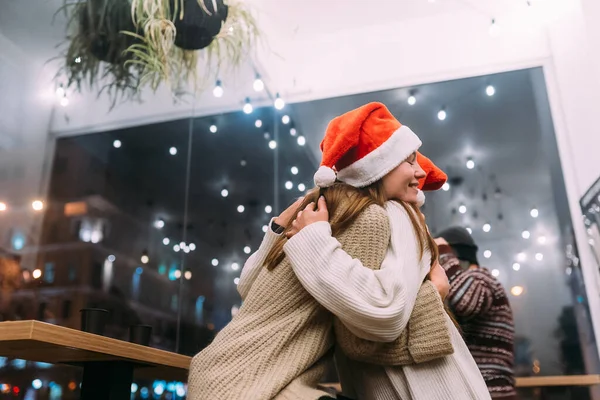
{"left": 314, "top": 102, "right": 422, "bottom": 188}
{"left": 415, "top": 152, "right": 448, "bottom": 207}
{"left": 417, "top": 152, "right": 447, "bottom": 191}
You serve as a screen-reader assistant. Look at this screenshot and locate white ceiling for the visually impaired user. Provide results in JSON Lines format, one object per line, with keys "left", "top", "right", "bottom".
{"left": 0, "top": 0, "right": 469, "bottom": 62}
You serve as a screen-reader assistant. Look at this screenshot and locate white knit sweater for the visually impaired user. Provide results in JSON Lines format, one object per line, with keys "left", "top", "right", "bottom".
{"left": 284, "top": 201, "right": 490, "bottom": 400}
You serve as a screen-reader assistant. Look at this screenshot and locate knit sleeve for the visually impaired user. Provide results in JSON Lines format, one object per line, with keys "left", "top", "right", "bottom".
{"left": 443, "top": 255, "right": 494, "bottom": 319}
{"left": 284, "top": 201, "right": 430, "bottom": 342}
{"left": 237, "top": 219, "right": 282, "bottom": 300}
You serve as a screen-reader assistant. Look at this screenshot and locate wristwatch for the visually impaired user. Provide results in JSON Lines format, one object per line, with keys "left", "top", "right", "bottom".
{"left": 271, "top": 221, "right": 285, "bottom": 234}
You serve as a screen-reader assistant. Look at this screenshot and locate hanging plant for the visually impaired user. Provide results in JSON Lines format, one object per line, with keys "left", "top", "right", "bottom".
{"left": 55, "top": 0, "right": 144, "bottom": 107}
{"left": 172, "top": 0, "right": 228, "bottom": 50}
{"left": 124, "top": 0, "right": 260, "bottom": 94}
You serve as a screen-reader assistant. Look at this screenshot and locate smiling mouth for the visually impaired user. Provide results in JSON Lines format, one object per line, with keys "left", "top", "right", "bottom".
{"left": 409, "top": 182, "right": 419, "bottom": 189}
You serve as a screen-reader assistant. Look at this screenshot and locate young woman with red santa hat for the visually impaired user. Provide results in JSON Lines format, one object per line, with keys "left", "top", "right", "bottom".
{"left": 285, "top": 102, "right": 490, "bottom": 399}
{"left": 187, "top": 102, "right": 482, "bottom": 399}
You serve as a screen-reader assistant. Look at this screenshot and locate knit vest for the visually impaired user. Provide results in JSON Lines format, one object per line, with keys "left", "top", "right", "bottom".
{"left": 188, "top": 204, "right": 452, "bottom": 399}
{"left": 331, "top": 204, "right": 453, "bottom": 366}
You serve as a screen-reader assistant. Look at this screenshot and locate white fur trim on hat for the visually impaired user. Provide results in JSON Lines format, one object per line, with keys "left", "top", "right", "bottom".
{"left": 337, "top": 125, "right": 422, "bottom": 188}
{"left": 314, "top": 166, "right": 337, "bottom": 188}
{"left": 416, "top": 189, "right": 426, "bottom": 207}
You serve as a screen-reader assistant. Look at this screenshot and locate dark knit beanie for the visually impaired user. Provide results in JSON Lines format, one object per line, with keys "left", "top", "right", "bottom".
{"left": 437, "top": 226, "right": 479, "bottom": 266}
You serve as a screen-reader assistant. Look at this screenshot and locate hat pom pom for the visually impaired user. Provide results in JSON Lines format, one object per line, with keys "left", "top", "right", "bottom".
{"left": 416, "top": 189, "right": 426, "bottom": 207}
{"left": 314, "top": 166, "right": 337, "bottom": 188}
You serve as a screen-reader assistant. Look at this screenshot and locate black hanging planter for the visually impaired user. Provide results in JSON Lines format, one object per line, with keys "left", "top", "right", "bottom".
{"left": 78, "top": 0, "right": 139, "bottom": 64}
{"left": 172, "top": 0, "right": 228, "bottom": 50}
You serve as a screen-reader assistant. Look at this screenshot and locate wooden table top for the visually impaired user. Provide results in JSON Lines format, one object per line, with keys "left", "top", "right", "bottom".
{"left": 0, "top": 320, "right": 191, "bottom": 380}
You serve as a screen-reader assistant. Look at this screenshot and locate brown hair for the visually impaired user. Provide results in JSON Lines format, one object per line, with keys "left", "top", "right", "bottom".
{"left": 264, "top": 181, "right": 438, "bottom": 271}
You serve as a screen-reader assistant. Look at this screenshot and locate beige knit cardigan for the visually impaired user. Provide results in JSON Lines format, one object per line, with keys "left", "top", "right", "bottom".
{"left": 187, "top": 204, "right": 451, "bottom": 399}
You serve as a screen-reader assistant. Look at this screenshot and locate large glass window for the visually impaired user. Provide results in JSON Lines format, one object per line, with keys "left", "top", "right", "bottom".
{"left": 1, "top": 56, "right": 598, "bottom": 397}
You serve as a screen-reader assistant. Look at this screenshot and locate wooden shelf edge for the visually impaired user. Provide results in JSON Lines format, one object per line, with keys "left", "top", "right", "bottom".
{"left": 319, "top": 375, "right": 600, "bottom": 392}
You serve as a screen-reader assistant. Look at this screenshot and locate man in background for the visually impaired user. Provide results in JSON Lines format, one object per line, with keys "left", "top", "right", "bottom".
{"left": 436, "top": 226, "right": 518, "bottom": 399}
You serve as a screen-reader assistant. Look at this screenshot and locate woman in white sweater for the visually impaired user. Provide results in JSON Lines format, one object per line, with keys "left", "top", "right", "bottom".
{"left": 284, "top": 102, "right": 490, "bottom": 399}
{"left": 187, "top": 102, "right": 458, "bottom": 399}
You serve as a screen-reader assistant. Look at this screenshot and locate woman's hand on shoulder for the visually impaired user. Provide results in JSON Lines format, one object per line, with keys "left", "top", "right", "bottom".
{"left": 285, "top": 196, "right": 329, "bottom": 239}
{"left": 274, "top": 197, "right": 305, "bottom": 227}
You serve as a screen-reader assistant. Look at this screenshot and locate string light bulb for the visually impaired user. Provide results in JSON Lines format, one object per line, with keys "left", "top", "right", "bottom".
{"left": 483, "top": 223, "right": 491, "bottom": 232}
{"left": 169, "top": 147, "right": 177, "bottom": 155}
{"left": 282, "top": 115, "right": 290, "bottom": 124}
{"left": 154, "top": 219, "right": 165, "bottom": 229}
{"left": 255, "top": 119, "right": 262, "bottom": 128}
{"left": 408, "top": 93, "right": 416, "bottom": 106}
{"left": 291, "top": 166, "right": 299, "bottom": 175}
{"left": 209, "top": 124, "right": 218, "bottom": 133}
{"left": 513, "top": 263, "right": 521, "bottom": 271}
{"left": 163, "top": 238, "right": 170, "bottom": 245}
{"left": 237, "top": 205, "right": 245, "bottom": 213}
{"left": 442, "top": 182, "right": 450, "bottom": 191}
{"left": 486, "top": 85, "right": 496, "bottom": 96}
{"left": 489, "top": 18, "right": 500, "bottom": 37}
{"left": 113, "top": 140, "right": 122, "bottom": 148}
{"left": 221, "top": 189, "right": 229, "bottom": 197}
{"left": 244, "top": 246, "right": 251, "bottom": 254}
{"left": 32, "top": 200, "right": 44, "bottom": 211}
{"left": 231, "top": 263, "right": 240, "bottom": 271}
{"left": 535, "top": 253, "right": 544, "bottom": 261}
{"left": 511, "top": 286, "right": 524, "bottom": 296}
{"left": 484, "top": 250, "right": 492, "bottom": 258}
{"left": 253, "top": 74, "right": 264, "bottom": 92}
{"left": 459, "top": 204, "right": 467, "bottom": 214}
{"left": 437, "top": 108, "right": 447, "bottom": 121}
{"left": 141, "top": 251, "right": 149, "bottom": 264}
{"left": 492, "top": 269, "right": 500, "bottom": 277}
{"left": 0, "top": 202, "right": 6, "bottom": 212}
{"left": 265, "top": 205, "right": 272, "bottom": 214}
{"left": 290, "top": 128, "right": 297, "bottom": 136}
{"left": 297, "top": 136, "right": 306, "bottom": 146}
{"left": 298, "top": 183, "right": 306, "bottom": 192}
{"left": 285, "top": 181, "right": 293, "bottom": 190}
{"left": 269, "top": 140, "right": 277, "bottom": 149}
{"left": 211, "top": 258, "right": 219, "bottom": 266}
{"left": 466, "top": 158, "right": 475, "bottom": 169}
{"left": 274, "top": 93, "right": 285, "bottom": 110}
{"left": 184, "top": 271, "right": 192, "bottom": 280}
{"left": 538, "top": 236, "right": 547, "bottom": 245}
{"left": 243, "top": 98, "right": 253, "bottom": 114}
{"left": 213, "top": 80, "right": 224, "bottom": 97}
{"left": 530, "top": 208, "right": 539, "bottom": 218}
{"left": 522, "top": 230, "right": 531, "bottom": 239}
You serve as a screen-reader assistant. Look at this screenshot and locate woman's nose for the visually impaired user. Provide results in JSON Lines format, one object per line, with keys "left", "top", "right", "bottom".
{"left": 415, "top": 162, "right": 426, "bottom": 179}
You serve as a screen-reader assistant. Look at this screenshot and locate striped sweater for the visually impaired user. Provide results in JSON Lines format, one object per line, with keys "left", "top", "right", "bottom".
{"left": 439, "top": 246, "right": 517, "bottom": 399}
